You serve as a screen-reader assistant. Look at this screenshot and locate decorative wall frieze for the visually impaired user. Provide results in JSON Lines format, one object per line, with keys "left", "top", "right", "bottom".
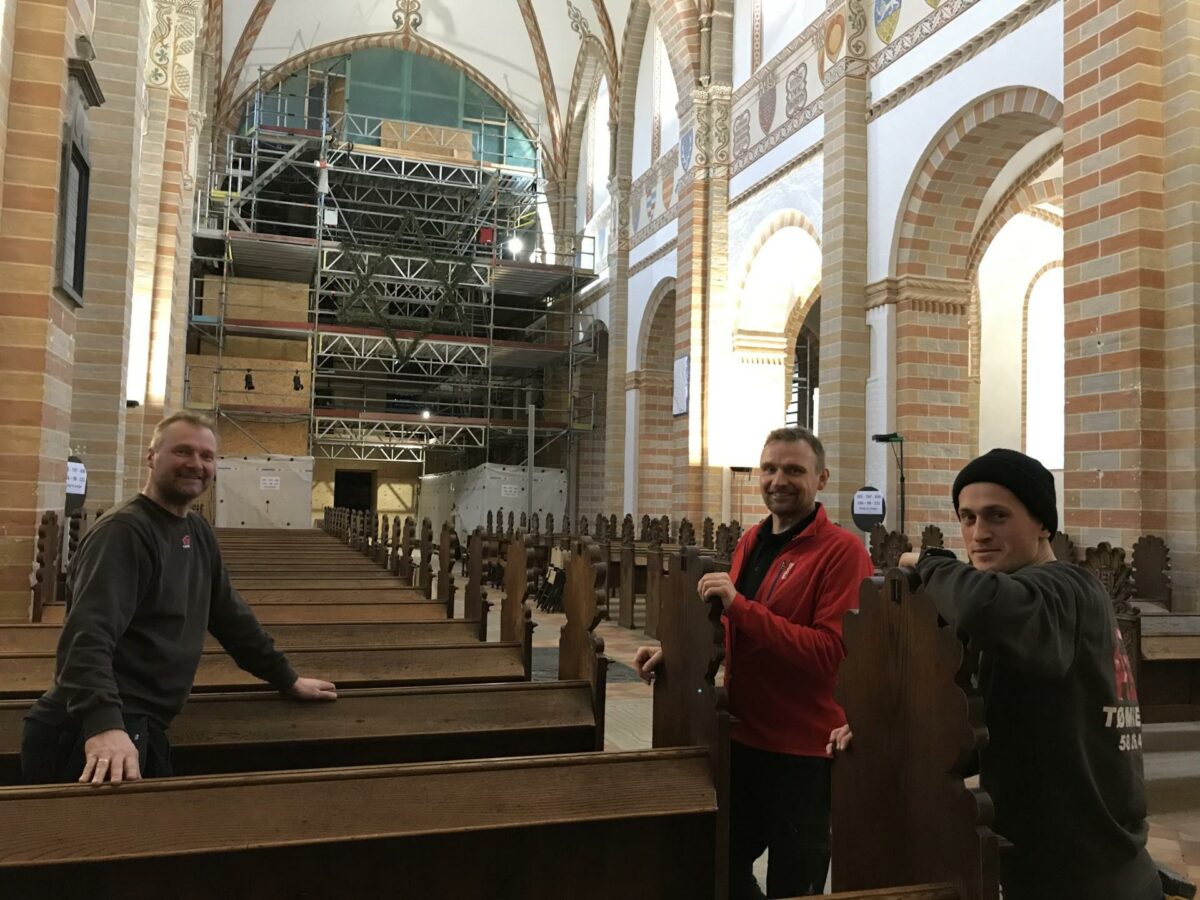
{"left": 868, "top": 0, "right": 1059, "bottom": 120}
{"left": 609, "top": 174, "right": 632, "bottom": 252}
{"left": 629, "top": 238, "right": 677, "bottom": 278}
{"left": 393, "top": 0, "right": 422, "bottom": 32}
{"left": 147, "top": 0, "right": 200, "bottom": 100}
{"left": 627, "top": 146, "right": 688, "bottom": 249}
{"left": 730, "top": 16, "right": 825, "bottom": 176}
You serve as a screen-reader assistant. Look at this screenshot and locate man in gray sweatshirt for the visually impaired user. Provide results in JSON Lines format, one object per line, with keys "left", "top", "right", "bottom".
{"left": 830, "top": 448, "right": 1162, "bottom": 900}
{"left": 22, "top": 411, "right": 337, "bottom": 785}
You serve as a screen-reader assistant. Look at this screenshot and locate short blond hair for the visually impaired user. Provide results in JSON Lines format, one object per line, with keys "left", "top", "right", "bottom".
{"left": 150, "top": 411, "right": 217, "bottom": 451}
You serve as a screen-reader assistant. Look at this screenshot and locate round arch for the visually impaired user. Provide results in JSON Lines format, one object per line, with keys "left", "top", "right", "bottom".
{"left": 636, "top": 276, "right": 679, "bottom": 370}
{"left": 731, "top": 209, "right": 821, "bottom": 339}
{"left": 889, "top": 86, "right": 1063, "bottom": 280}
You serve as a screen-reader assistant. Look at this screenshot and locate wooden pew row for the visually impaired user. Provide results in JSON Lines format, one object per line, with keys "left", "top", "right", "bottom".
{"left": 39, "top": 600, "right": 450, "bottom": 625}
{"left": 0, "top": 682, "right": 599, "bottom": 783}
{"left": 0, "top": 641, "right": 531, "bottom": 700}
{"left": 0, "top": 537, "right": 606, "bottom": 786}
{"left": 0, "top": 540, "right": 727, "bottom": 900}
{"left": 0, "top": 618, "right": 489, "bottom": 654}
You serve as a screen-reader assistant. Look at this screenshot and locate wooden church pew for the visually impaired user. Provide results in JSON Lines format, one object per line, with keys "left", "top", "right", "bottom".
{"left": 0, "top": 538, "right": 728, "bottom": 900}
{"left": 0, "top": 640, "right": 531, "bottom": 699}
{"left": 831, "top": 568, "right": 999, "bottom": 898}
{"left": 0, "top": 618, "right": 489, "bottom": 654}
{"left": 39, "top": 599, "right": 450, "bottom": 626}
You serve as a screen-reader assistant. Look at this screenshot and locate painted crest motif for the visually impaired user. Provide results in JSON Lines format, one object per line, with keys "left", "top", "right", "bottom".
{"left": 630, "top": 188, "right": 642, "bottom": 231}
{"left": 732, "top": 109, "right": 752, "bottom": 158}
{"left": 757, "top": 68, "right": 777, "bottom": 134}
{"left": 661, "top": 168, "right": 675, "bottom": 209}
{"left": 680, "top": 128, "right": 695, "bottom": 170}
{"left": 874, "top": 0, "right": 902, "bottom": 44}
{"left": 644, "top": 183, "right": 657, "bottom": 220}
{"left": 785, "top": 63, "right": 809, "bottom": 119}
{"left": 825, "top": 13, "right": 846, "bottom": 63}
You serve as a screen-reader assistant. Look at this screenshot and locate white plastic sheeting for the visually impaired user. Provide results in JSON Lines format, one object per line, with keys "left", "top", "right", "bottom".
{"left": 419, "top": 463, "right": 567, "bottom": 538}
{"left": 215, "top": 456, "right": 315, "bottom": 529}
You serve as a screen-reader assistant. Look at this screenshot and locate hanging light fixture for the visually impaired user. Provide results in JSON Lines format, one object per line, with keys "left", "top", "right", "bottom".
{"left": 244, "top": 370, "right": 255, "bottom": 391}
{"left": 293, "top": 371, "right": 304, "bottom": 391}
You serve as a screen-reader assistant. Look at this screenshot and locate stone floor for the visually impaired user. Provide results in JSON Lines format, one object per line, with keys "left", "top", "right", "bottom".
{"left": 478, "top": 590, "right": 1200, "bottom": 888}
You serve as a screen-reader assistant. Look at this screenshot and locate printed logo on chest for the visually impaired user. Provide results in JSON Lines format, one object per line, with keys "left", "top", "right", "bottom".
{"left": 182, "top": 534, "right": 191, "bottom": 550}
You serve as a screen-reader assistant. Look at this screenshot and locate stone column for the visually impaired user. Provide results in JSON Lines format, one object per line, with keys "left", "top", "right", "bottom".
{"left": 1062, "top": 0, "right": 1167, "bottom": 552}
{"left": 603, "top": 174, "right": 631, "bottom": 515}
{"left": 818, "top": 2, "right": 870, "bottom": 525}
{"left": 1161, "top": 0, "right": 1200, "bottom": 606}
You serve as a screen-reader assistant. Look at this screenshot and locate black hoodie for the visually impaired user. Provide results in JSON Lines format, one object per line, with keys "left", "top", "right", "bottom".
{"left": 915, "top": 555, "right": 1161, "bottom": 900}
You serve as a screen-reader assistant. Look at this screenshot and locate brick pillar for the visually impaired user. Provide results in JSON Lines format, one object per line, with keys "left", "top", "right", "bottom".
{"left": 892, "top": 277, "right": 973, "bottom": 542}
{"left": 1062, "top": 0, "right": 1166, "bottom": 550}
{"left": 0, "top": 0, "right": 17, "bottom": 232}
{"left": 0, "top": 0, "right": 83, "bottom": 619}
{"left": 69, "top": 0, "right": 144, "bottom": 509}
{"left": 1161, "top": 0, "right": 1200, "bottom": 606}
{"left": 674, "top": 86, "right": 731, "bottom": 523}
{"left": 819, "top": 31, "right": 870, "bottom": 524}
{"left": 603, "top": 174, "right": 630, "bottom": 515}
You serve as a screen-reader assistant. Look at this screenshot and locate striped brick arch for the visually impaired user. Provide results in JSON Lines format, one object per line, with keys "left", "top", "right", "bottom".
{"left": 731, "top": 209, "right": 821, "bottom": 346}
{"left": 892, "top": 87, "right": 1063, "bottom": 281}
{"left": 634, "top": 277, "right": 678, "bottom": 516}
{"left": 888, "top": 88, "right": 1062, "bottom": 547}
{"left": 966, "top": 145, "right": 1063, "bottom": 277}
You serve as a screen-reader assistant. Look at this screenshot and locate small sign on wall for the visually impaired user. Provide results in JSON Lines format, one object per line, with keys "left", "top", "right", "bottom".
{"left": 501, "top": 483, "right": 520, "bottom": 498}
{"left": 672, "top": 355, "right": 690, "bottom": 416}
{"left": 66, "top": 461, "right": 88, "bottom": 496}
{"left": 259, "top": 476, "right": 281, "bottom": 491}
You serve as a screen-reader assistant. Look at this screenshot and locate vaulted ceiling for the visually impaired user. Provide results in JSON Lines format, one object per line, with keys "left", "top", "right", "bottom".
{"left": 214, "top": 0, "right": 641, "bottom": 175}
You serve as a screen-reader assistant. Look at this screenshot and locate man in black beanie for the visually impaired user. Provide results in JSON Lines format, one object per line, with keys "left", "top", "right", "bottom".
{"left": 830, "top": 448, "right": 1162, "bottom": 900}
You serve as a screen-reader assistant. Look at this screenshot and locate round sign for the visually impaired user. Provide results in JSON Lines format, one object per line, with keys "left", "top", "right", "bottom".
{"left": 851, "top": 485, "right": 886, "bottom": 533}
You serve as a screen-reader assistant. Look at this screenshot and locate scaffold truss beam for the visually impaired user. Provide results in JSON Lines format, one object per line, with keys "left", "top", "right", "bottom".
{"left": 313, "top": 415, "right": 487, "bottom": 449}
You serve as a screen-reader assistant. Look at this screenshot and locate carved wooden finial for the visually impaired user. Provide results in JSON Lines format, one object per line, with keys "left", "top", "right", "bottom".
{"left": 1050, "top": 531, "right": 1078, "bottom": 564}
{"left": 679, "top": 518, "right": 695, "bottom": 546}
{"left": 1081, "top": 542, "right": 1135, "bottom": 613}
{"left": 869, "top": 525, "right": 913, "bottom": 572}
{"left": 920, "top": 524, "right": 944, "bottom": 550}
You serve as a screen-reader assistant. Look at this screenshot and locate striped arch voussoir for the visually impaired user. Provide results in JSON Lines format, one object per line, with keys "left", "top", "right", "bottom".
{"left": 733, "top": 209, "right": 821, "bottom": 305}
{"left": 967, "top": 144, "right": 1063, "bottom": 275}
{"left": 894, "top": 86, "right": 1062, "bottom": 282}
{"left": 636, "top": 276, "right": 678, "bottom": 371}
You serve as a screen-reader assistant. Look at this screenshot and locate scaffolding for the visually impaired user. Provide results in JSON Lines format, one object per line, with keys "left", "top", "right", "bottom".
{"left": 187, "top": 63, "right": 598, "bottom": 476}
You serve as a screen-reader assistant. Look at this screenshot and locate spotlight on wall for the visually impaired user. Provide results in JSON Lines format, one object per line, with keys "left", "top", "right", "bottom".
{"left": 244, "top": 370, "right": 255, "bottom": 391}
{"left": 507, "top": 237, "right": 524, "bottom": 257}
{"left": 421, "top": 409, "right": 431, "bottom": 419}
{"left": 293, "top": 371, "right": 303, "bottom": 391}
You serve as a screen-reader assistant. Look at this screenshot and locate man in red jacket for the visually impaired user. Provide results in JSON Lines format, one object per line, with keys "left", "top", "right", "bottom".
{"left": 635, "top": 426, "right": 874, "bottom": 898}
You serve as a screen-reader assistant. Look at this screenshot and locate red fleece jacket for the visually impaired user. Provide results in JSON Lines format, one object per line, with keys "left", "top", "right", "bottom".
{"left": 723, "top": 505, "right": 873, "bottom": 757}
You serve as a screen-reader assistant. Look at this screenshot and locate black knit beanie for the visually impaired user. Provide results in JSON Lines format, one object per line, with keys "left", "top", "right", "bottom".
{"left": 951, "top": 448, "right": 1058, "bottom": 536}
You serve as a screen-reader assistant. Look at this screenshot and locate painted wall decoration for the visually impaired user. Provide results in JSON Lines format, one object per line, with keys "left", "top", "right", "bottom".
{"left": 875, "top": 0, "right": 902, "bottom": 43}
{"left": 146, "top": 0, "right": 199, "bottom": 100}
{"left": 757, "top": 68, "right": 777, "bottom": 134}
{"left": 628, "top": 146, "right": 686, "bottom": 248}
{"left": 680, "top": 128, "right": 695, "bottom": 171}
{"left": 825, "top": 13, "right": 846, "bottom": 63}
{"left": 730, "top": 17, "right": 825, "bottom": 176}
{"left": 733, "top": 110, "right": 752, "bottom": 157}
{"left": 867, "top": 0, "right": 986, "bottom": 70}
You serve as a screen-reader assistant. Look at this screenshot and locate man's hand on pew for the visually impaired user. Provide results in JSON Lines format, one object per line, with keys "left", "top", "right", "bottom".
{"left": 897, "top": 551, "right": 921, "bottom": 568}
{"left": 287, "top": 677, "right": 339, "bottom": 701}
{"left": 827, "top": 725, "right": 852, "bottom": 756}
{"left": 80, "top": 729, "right": 141, "bottom": 785}
{"left": 696, "top": 572, "right": 737, "bottom": 610}
{"left": 633, "top": 647, "right": 663, "bottom": 683}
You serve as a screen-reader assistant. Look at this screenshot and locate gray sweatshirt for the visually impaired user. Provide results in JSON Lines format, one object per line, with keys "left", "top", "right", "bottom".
{"left": 915, "top": 555, "right": 1160, "bottom": 900}
{"left": 28, "top": 495, "right": 297, "bottom": 738}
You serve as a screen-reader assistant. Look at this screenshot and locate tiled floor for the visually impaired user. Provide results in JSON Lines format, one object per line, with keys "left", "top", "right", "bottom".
{"left": 477, "top": 589, "right": 1200, "bottom": 890}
